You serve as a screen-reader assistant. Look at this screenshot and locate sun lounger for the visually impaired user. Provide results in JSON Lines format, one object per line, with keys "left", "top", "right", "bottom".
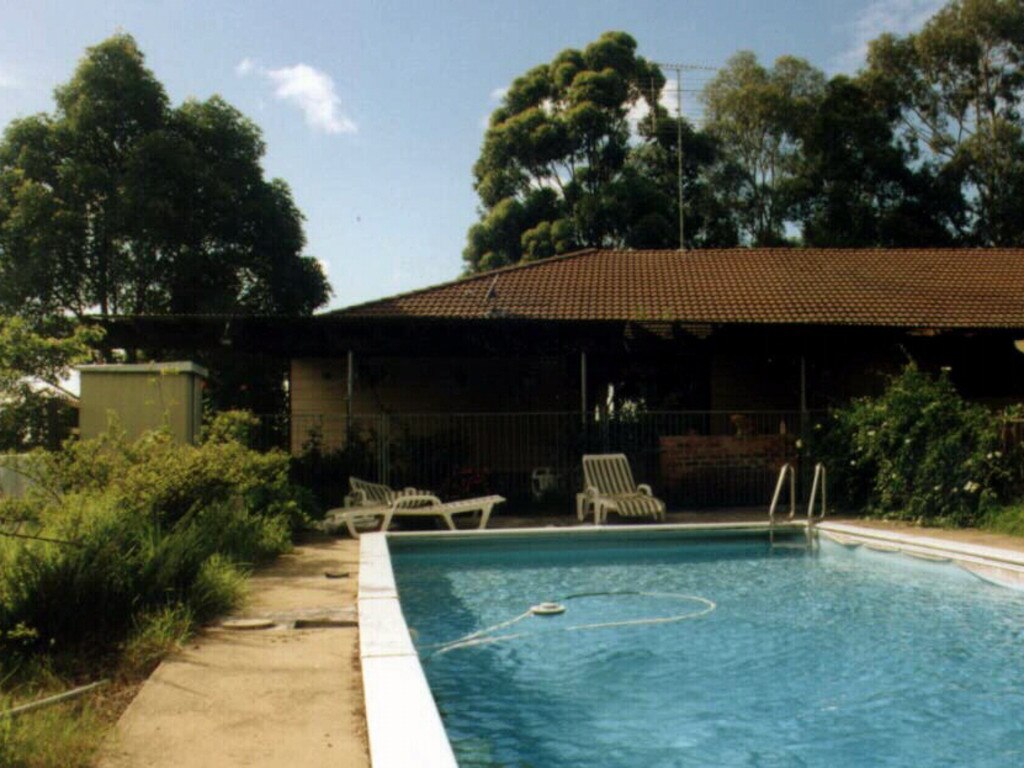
{"left": 337, "top": 492, "right": 506, "bottom": 537}
{"left": 382, "top": 494, "right": 505, "bottom": 532}
{"left": 346, "top": 477, "right": 430, "bottom": 508}
{"left": 581, "top": 453, "right": 666, "bottom": 525}
{"left": 326, "top": 477, "right": 436, "bottom": 537}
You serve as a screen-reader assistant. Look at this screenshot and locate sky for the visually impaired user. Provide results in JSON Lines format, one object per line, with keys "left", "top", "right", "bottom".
{"left": 0, "top": 0, "right": 946, "bottom": 310}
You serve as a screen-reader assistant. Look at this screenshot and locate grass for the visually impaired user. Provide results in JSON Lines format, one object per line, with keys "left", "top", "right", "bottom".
{"left": 0, "top": 692, "right": 107, "bottom": 768}
{"left": 979, "top": 502, "right": 1024, "bottom": 538}
{"left": 0, "top": 599, "right": 238, "bottom": 767}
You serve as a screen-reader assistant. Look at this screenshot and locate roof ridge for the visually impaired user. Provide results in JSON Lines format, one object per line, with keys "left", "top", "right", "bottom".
{"left": 325, "top": 248, "right": 600, "bottom": 316}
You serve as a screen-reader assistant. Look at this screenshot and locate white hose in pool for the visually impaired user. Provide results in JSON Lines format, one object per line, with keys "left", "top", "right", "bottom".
{"left": 422, "top": 590, "right": 717, "bottom": 657}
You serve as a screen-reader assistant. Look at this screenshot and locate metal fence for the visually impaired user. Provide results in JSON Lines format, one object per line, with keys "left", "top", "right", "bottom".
{"left": 270, "top": 409, "right": 819, "bottom": 510}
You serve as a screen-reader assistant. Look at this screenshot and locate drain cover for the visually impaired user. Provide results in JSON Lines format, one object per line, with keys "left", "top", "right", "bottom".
{"left": 221, "top": 618, "right": 276, "bottom": 631}
{"left": 293, "top": 617, "right": 358, "bottom": 629}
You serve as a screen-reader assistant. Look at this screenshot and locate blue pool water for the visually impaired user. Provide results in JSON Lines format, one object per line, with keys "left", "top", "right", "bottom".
{"left": 391, "top": 532, "right": 1024, "bottom": 767}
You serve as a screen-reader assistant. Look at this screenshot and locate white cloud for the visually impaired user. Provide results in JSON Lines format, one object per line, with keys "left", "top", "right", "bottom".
{"left": 627, "top": 76, "right": 681, "bottom": 128}
{"left": 265, "top": 64, "right": 356, "bottom": 134}
{"left": 835, "top": 0, "right": 945, "bottom": 72}
{"left": 235, "top": 58, "right": 356, "bottom": 134}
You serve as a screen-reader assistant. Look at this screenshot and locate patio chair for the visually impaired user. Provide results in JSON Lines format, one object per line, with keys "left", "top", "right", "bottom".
{"left": 336, "top": 477, "right": 505, "bottom": 536}
{"left": 581, "top": 453, "right": 666, "bottom": 525}
{"left": 345, "top": 477, "right": 428, "bottom": 508}
{"left": 340, "top": 493, "right": 506, "bottom": 538}
{"left": 384, "top": 494, "right": 504, "bottom": 532}
{"left": 326, "top": 477, "right": 434, "bottom": 537}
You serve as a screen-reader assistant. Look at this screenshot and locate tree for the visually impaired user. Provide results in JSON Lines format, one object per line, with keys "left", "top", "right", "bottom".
{"left": 791, "top": 76, "right": 960, "bottom": 246}
{"left": 0, "top": 316, "right": 99, "bottom": 450}
{"left": 862, "top": 0, "right": 1024, "bottom": 245}
{"left": 465, "top": 31, "right": 736, "bottom": 272}
{"left": 0, "top": 34, "right": 330, "bottom": 323}
{"left": 701, "top": 52, "right": 826, "bottom": 245}
{"left": 465, "top": 32, "right": 669, "bottom": 271}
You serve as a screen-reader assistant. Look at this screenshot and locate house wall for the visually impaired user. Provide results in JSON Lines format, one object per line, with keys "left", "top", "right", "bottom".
{"left": 290, "top": 355, "right": 577, "bottom": 454}
{"left": 708, "top": 351, "right": 801, "bottom": 412}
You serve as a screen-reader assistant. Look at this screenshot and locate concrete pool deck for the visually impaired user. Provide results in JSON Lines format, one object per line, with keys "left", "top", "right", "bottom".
{"left": 101, "top": 513, "right": 1024, "bottom": 768}
{"left": 99, "top": 537, "right": 369, "bottom": 768}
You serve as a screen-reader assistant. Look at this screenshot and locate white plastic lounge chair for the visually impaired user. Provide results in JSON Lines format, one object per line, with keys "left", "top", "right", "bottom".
{"left": 581, "top": 453, "right": 666, "bottom": 525}
{"left": 345, "top": 477, "right": 428, "bottom": 508}
{"left": 325, "top": 477, "right": 434, "bottom": 536}
{"left": 334, "top": 477, "right": 505, "bottom": 536}
{"left": 385, "top": 494, "right": 504, "bottom": 531}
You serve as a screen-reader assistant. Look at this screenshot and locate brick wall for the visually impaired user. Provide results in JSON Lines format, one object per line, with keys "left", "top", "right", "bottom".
{"left": 658, "top": 434, "right": 797, "bottom": 507}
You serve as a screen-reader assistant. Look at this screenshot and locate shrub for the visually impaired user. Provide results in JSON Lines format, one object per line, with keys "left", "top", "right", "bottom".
{"left": 980, "top": 503, "right": 1024, "bottom": 538}
{"left": 189, "top": 554, "right": 248, "bottom": 621}
{"left": 810, "top": 364, "right": 1008, "bottom": 526}
{"left": 0, "top": 411, "right": 308, "bottom": 658}
{"left": 120, "top": 604, "right": 194, "bottom": 680}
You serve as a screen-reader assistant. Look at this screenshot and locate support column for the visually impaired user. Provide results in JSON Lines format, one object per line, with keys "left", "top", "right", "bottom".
{"left": 346, "top": 350, "right": 354, "bottom": 445}
{"left": 580, "top": 351, "right": 588, "bottom": 426}
{"left": 799, "top": 354, "right": 807, "bottom": 414}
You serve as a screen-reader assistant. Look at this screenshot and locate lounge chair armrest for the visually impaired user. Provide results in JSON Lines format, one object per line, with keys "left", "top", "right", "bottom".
{"left": 345, "top": 489, "right": 368, "bottom": 507}
{"left": 637, "top": 484, "right": 654, "bottom": 496}
{"left": 393, "top": 493, "right": 442, "bottom": 509}
{"left": 583, "top": 485, "right": 600, "bottom": 499}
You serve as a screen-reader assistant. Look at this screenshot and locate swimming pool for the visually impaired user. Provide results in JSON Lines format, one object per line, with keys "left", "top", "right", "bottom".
{"left": 389, "top": 529, "right": 1024, "bottom": 767}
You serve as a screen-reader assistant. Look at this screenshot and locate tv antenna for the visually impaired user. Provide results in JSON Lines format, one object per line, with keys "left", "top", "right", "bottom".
{"left": 652, "top": 62, "right": 717, "bottom": 251}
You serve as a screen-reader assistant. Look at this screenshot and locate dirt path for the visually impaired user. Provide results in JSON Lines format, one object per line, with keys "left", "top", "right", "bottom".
{"left": 99, "top": 538, "right": 368, "bottom": 768}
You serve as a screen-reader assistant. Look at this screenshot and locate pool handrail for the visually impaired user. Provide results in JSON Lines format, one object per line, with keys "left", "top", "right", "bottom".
{"left": 768, "top": 463, "right": 796, "bottom": 527}
{"left": 807, "top": 463, "right": 827, "bottom": 522}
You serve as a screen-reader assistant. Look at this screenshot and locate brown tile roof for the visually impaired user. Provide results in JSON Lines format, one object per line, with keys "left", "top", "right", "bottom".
{"left": 329, "top": 248, "right": 1024, "bottom": 329}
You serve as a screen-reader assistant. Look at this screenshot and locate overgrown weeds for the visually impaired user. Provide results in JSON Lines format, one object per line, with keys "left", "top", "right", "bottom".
{"left": 0, "top": 410, "right": 312, "bottom": 766}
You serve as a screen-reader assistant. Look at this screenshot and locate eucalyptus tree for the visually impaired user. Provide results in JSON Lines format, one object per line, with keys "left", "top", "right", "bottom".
{"left": 791, "top": 75, "right": 960, "bottom": 247}
{"left": 0, "top": 34, "right": 330, "bottom": 322}
{"left": 700, "top": 51, "right": 826, "bottom": 245}
{"left": 465, "top": 32, "right": 669, "bottom": 271}
{"left": 862, "top": 0, "right": 1024, "bottom": 244}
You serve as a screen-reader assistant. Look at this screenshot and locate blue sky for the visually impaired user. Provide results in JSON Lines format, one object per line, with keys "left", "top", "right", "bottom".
{"left": 0, "top": 0, "right": 945, "bottom": 309}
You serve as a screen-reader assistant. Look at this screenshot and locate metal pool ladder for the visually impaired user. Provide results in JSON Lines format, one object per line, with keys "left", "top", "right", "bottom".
{"left": 768, "top": 463, "right": 827, "bottom": 547}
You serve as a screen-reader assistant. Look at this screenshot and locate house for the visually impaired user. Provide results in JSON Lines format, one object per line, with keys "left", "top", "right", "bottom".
{"left": 275, "top": 247, "right": 1024, "bottom": 504}
{"left": 108, "top": 248, "right": 1024, "bottom": 506}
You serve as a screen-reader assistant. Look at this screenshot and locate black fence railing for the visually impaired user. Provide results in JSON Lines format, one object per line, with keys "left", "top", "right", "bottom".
{"left": 269, "top": 410, "right": 823, "bottom": 511}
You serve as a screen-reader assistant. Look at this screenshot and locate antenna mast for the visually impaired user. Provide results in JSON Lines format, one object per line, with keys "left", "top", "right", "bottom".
{"left": 652, "top": 62, "right": 716, "bottom": 251}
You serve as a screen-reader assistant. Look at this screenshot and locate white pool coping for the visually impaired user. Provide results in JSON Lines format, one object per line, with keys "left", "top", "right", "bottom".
{"left": 358, "top": 532, "right": 458, "bottom": 768}
{"left": 817, "top": 521, "right": 1024, "bottom": 587}
{"left": 358, "top": 520, "right": 1024, "bottom": 767}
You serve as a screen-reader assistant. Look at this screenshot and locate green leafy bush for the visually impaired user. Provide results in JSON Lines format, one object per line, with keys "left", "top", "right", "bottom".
{"left": 0, "top": 411, "right": 309, "bottom": 658}
{"left": 810, "top": 364, "right": 1009, "bottom": 526}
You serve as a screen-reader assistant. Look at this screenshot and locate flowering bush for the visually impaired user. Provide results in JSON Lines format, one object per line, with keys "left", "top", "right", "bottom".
{"left": 810, "top": 364, "right": 1009, "bottom": 526}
